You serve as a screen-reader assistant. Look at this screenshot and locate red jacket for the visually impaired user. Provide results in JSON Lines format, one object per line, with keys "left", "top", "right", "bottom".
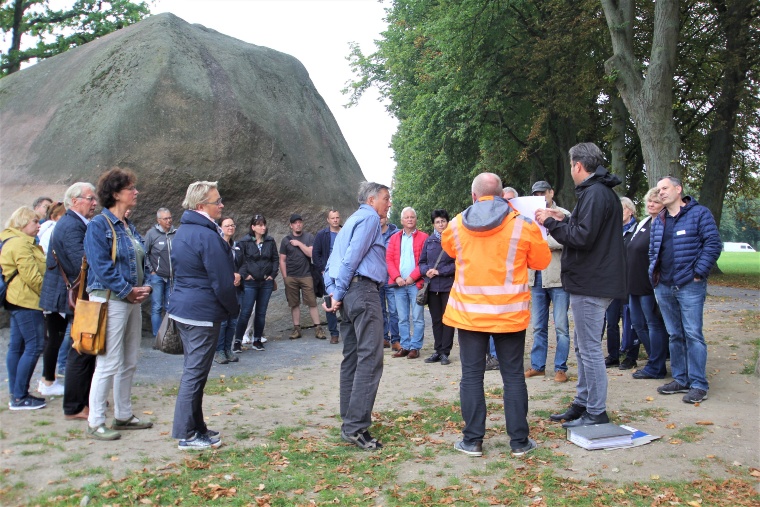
{"left": 386, "top": 229, "right": 428, "bottom": 289}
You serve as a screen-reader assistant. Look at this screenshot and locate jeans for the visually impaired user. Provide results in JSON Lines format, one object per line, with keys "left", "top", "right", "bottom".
{"left": 173, "top": 322, "right": 220, "bottom": 439}
{"left": 529, "top": 281, "right": 570, "bottom": 372}
{"left": 458, "top": 329, "right": 530, "bottom": 451}
{"left": 428, "top": 290, "right": 454, "bottom": 355}
{"left": 655, "top": 280, "right": 709, "bottom": 391}
{"left": 489, "top": 338, "right": 497, "bottom": 358}
{"left": 629, "top": 294, "right": 668, "bottom": 378}
{"left": 88, "top": 297, "right": 142, "bottom": 428}
{"left": 326, "top": 308, "right": 340, "bottom": 337}
{"left": 380, "top": 284, "right": 399, "bottom": 343}
{"left": 149, "top": 274, "right": 173, "bottom": 336}
{"left": 339, "top": 278, "right": 385, "bottom": 435}
{"left": 7, "top": 309, "right": 45, "bottom": 400}
{"left": 57, "top": 334, "right": 71, "bottom": 373}
{"left": 570, "top": 294, "right": 611, "bottom": 415}
{"left": 393, "top": 284, "right": 425, "bottom": 351}
{"left": 217, "top": 292, "right": 242, "bottom": 352}
{"left": 234, "top": 279, "right": 274, "bottom": 342}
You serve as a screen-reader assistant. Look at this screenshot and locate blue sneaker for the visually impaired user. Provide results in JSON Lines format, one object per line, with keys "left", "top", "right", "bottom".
{"left": 178, "top": 432, "right": 222, "bottom": 451}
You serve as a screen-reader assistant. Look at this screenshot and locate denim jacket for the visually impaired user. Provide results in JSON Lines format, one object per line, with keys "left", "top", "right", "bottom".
{"left": 84, "top": 209, "right": 143, "bottom": 300}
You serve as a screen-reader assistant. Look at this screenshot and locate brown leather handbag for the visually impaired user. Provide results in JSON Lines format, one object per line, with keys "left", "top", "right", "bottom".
{"left": 70, "top": 216, "right": 117, "bottom": 355}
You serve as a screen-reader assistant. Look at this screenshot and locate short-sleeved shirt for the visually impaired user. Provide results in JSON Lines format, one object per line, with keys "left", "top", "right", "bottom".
{"left": 279, "top": 232, "right": 315, "bottom": 278}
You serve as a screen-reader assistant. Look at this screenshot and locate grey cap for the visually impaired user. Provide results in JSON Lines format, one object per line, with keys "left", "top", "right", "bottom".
{"left": 531, "top": 181, "right": 552, "bottom": 193}
{"left": 289, "top": 213, "right": 303, "bottom": 223}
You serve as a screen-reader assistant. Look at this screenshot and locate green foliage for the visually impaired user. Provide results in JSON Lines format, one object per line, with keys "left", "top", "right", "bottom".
{"left": 0, "top": 0, "right": 150, "bottom": 76}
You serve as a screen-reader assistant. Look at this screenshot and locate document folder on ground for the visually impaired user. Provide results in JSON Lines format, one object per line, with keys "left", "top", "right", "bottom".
{"left": 567, "top": 423, "right": 633, "bottom": 450}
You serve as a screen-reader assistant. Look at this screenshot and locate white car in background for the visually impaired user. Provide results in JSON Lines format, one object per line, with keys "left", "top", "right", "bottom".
{"left": 723, "top": 242, "right": 757, "bottom": 252}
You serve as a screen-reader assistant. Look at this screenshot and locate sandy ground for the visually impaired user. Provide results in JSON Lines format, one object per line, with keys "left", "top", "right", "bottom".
{"left": 0, "top": 286, "right": 758, "bottom": 504}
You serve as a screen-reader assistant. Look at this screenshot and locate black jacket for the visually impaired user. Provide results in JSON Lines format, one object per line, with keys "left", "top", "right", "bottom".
{"left": 39, "top": 210, "right": 87, "bottom": 314}
{"left": 419, "top": 234, "right": 455, "bottom": 293}
{"left": 544, "top": 166, "right": 627, "bottom": 299}
{"left": 238, "top": 234, "right": 279, "bottom": 281}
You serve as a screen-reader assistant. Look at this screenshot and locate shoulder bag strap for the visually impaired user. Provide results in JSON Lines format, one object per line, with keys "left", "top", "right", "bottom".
{"left": 432, "top": 249, "right": 445, "bottom": 270}
{"left": 103, "top": 212, "right": 118, "bottom": 300}
{"left": 52, "top": 249, "right": 73, "bottom": 288}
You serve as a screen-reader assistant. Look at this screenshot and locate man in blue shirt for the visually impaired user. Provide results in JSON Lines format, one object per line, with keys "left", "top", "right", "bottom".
{"left": 313, "top": 209, "right": 343, "bottom": 344}
{"left": 323, "top": 182, "right": 391, "bottom": 450}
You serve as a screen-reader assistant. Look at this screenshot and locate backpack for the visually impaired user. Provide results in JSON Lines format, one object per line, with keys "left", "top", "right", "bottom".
{"left": 0, "top": 237, "right": 18, "bottom": 304}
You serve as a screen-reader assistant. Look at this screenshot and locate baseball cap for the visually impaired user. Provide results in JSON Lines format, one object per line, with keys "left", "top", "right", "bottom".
{"left": 289, "top": 214, "right": 303, "bottom": 223}
{"left": 531, "top": 181, "right": 552, "bottom": 193}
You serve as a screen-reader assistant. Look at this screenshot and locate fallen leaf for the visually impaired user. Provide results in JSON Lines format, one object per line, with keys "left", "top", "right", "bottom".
{"left": 666, "top": 423, "right": 676, "bottom": 429}
{"left": 651, "top": 475, "right": 660, "bottom": 480}
{"left": 695, "top": 421, "right": 713, "bottom": 426}
{"left": 142, "top": 410, "right": 153, "bottom": 415}
{"left": 110, "top": 456, "right": 119, "bottom": 461}
{"left": 749, "top": 469, "right": 760, "bottom": 477}
{"left": 645, "top": 396, "right": 654, "bottom": 401}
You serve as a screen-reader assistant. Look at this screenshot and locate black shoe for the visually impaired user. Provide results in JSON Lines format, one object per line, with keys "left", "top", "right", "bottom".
{"left": 657, "top": 380, "right": 689, "bottom": 394}
{"left": 632, "top": 370, "right": 660, "bottom": 379}
{"left": 485, "top": 355, "right": 500, "bottom": 371}
{"left": 619, "top": 358, "right": 637, "bottom": 370}
{"left": 440, "top": 354, "right": 451, "bottom": 366}
{"left": 604, "top": 356, "right": 620, "bottom": 368}
{"left": 424, "top": 353, "right": 441, "bottom": 363}
{"left": 562, "top": 410, "right": 610, "bottom": 428}
{"left": 232, "top": 341, "right": 242, "bottom": 354}
{"left": 682, "top": 388, "right": 708, "bottom": 404}
{"left": 549, "top": 403, "right": 586, "bottom": 422}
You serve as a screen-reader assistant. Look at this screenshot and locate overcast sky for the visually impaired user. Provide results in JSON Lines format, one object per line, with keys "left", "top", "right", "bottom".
{"left": 153, "top": 0, "right": 398, "bottom": 185}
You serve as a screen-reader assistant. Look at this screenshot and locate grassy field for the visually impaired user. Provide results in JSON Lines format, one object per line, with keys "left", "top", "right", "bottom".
{"left": 712, "top": 252, "right": 760, "bottom": 289}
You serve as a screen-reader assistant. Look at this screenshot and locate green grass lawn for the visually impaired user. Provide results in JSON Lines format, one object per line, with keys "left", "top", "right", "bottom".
{"left": 712, "top": 252, "right": 760, "bottom": 289}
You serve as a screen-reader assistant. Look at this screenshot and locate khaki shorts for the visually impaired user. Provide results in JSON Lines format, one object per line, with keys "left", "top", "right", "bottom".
{"left": 284, "top": 276, "right": 317, "bottom": 308}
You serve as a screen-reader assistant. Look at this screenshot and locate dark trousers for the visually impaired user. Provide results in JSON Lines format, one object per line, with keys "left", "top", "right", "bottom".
{"left": 172, "top": 322, "right": 220, "bottom": 440}
{"left": 62, "top": 318, "right": 96, "bottom": 415}
{"left": 458, "top": 328, "right": 529, "bottom": 451}
{"left": 427, "top": 290, "right": 454, "bottom": 355}
{"left": 339, "top": 278, "right": 384, "bottom": 435}
{"left": 43, "top": 313, "right": 67, "bottom": 381}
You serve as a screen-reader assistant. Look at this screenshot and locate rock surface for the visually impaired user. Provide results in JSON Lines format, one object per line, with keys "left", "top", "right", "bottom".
{"left": 0, "top": 12, "right": 364, "bottom": 234}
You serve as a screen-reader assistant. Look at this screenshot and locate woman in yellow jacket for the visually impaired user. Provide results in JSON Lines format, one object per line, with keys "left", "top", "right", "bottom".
{"left": 1, "top": 206, "right": 47, "bottom": 410}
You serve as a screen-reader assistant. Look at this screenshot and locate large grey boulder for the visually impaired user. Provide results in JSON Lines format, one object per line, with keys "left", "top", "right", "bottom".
{"left": 0, "top": 12, "right": 364, "bottom": 232}
{"left": 0, "top": 12, "right": 367, "bottom": 332}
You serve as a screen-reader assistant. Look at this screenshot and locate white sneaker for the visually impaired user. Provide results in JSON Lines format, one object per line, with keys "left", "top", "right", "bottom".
{"left": 241, "top": 332, "right": 253, "bottom": 346}
{"left": 38, "top": 380, "right": 65, "bottom": 396}
{"left": 260, "top": 336, "right": 268, "bottom": 343}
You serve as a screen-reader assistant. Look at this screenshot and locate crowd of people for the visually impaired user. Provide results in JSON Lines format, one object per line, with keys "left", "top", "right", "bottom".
{"left": 1, "top": 141, "right": 722, "bottom": 454}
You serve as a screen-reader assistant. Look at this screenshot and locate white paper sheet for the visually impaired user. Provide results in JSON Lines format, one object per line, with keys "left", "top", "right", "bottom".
{"left": 508, "top": 196, "right": 549, "bottom": 239}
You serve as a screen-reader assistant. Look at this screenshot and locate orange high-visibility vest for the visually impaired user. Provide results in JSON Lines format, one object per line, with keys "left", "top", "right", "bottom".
{"left": 441, "top": 210, "right": 550, "bottom": 333}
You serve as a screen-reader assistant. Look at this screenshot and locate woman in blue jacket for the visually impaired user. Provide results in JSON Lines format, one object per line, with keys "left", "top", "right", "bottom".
{"left": 168, "top": 181, "right": 239, "bottom": 451}
{"left": 419, "top": 209, "right": 456, "bottom": 365}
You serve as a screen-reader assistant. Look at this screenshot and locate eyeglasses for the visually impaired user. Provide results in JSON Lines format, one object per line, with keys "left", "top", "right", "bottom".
{"left": 78, "top": 195, "right": 97, "bottom": 202}
{"left": 202, "top": 197, "right": 223, "bottom": 206}
{"left": 223, "top": 224, "right": 236, "bottom": 228}
{"left": 159, "top": 217, "right": 173, "bottom": 221}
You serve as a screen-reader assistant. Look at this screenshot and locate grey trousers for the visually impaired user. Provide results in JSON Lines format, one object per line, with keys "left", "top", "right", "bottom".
{"left": 570, "top": 294, "right": 611, "bottom": 415}
{"left": 339, "top": 278, "right": 385, "bottom": 435}
{"left": 172, "top": 321, "right": 220, "bottom": 440}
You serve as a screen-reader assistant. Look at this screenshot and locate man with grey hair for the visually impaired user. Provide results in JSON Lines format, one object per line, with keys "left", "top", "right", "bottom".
{"left": 502, "top": 187, "right": 519, "bottom": 200}
{"left": 39, "top": 182, "right": 99, "bottom": 419}
{"left": 323, "top": 181, "right": 391, "bottom": 450}
{"left": 535, "top": 142, "right": 626, "bottom": 428}
{"left": 388, "top": 206, "right": 428, "bottom": 359}
{"left": 33, "top": 196, "right": 53, "bottom": 222}
{"left": 144, "top": 207, "right": 177, "bottom": 336}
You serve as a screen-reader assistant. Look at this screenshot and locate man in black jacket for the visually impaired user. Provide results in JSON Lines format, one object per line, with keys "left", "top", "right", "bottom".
{"left": 313, "top": 209, "right": 342, "bottom": 344}
{"left": 39, "top": 182, "right": 98, "bottom": 420}
{"left": 536, "top": 142, "right": 626, "bottom": 428}
{"left": 143, "top": 208, "right": 176, "bottom": 337}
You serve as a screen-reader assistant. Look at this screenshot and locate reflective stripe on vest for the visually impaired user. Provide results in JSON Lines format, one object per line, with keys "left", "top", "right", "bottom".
{"left": 447, "top": 298, "right": 530, "bottom": 315}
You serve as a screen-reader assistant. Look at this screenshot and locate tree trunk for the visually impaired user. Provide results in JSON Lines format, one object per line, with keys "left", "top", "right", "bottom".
{"left": 601, "top": 0, "right": 682, "bottom": 187}
{"left": 8, "top": 0, "right": 26, "bottom": 74}
{"left": 609, "top": 93, "right": 628, "bottom": 195}
{"left": 698, "top": 0, "right": 755, "bottom": 229}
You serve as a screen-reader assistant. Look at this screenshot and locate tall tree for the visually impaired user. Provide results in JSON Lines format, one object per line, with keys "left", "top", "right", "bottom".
{"left": 0, "top": 0, "right": 149, "bottom": 76}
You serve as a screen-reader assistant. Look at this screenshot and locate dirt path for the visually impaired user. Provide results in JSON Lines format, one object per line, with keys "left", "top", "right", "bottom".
{"left": 1, "top": 287, "right": 758, "bottom": 504}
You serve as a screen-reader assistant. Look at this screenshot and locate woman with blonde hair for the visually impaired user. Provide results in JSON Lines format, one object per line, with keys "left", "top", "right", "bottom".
{"left": 1, "top": 206, "right": 47, "bottom": 410}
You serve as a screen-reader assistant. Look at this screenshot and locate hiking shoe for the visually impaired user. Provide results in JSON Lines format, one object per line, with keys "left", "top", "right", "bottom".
{"left": 604, "top": 355, "right": 620, "bottom": 368}
{"left": 682, "top": 388, "right": 708, "bottom": 404}
{"left": 524, "top": 368, "right": 544, "bottom": 378}
{"left": 440, "top": 354, "right": 451, "bottom": 366}
{"left": 619, "top": 358, "right": 637, "bottom": 370}
{"left": 289, "top": 326, "right": 302, "bottom": 340}
{"left": 178, "top": 432, "right": 222, "bottom": 451}
{"left": 111, "top": 415, "right": 153, "bottom": 430}
{"left": 251, "top": 340, "right": 265, "bottom": 351}
{"left": 38, "top": 380, "right": 65, "bottom": 396}
{"left": 87, "top": 424, "right": 121, "bottom": 441}
{"left": 330, "top": 335, "right": 339, "bottom": 344}
{"left": 554, "top": 370, "right": 568, "bottom": 383}
{"left": 485, "top": 355, "right": 500, "bottom": 371}
{"left": 341, "top": 430, "right": 383, "bottom": 450}
{"left": 9, "top": 396, "right": 46, "bottom": 411}
{"left": 657, "top": 380, "right": 689, "bottom": 395}
{"left": 225, "top": 350, "right": 239, "bottom": 362}
{"left": 315, "top": 326, "right": 327, "bottom": 339}
{"left": 232, "top": 341, "right": 243, "bottom": 354}
{"left": 214, "top": 352, "right": 229, "bottom": 364}
{"left": 511, "top": 438, "right": 537, "bottom": 457}
{"left": 454, "top": 439, "right": 483, "bottom": 457}
{"left": 384, "top": 339, "right": 391, "bottom": 348}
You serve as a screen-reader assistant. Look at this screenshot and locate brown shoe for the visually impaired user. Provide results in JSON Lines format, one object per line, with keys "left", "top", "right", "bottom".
{"left": 524, "top": 368, "right": 544, "bottom": 378}
{"left": 65, "top": 407, "right": 89, "bottom": 420}
{"left": 554, "top": 370, "right": 568, "bottom": 383}
{"left": 289, "top": 325, "right": 302, "bottom": 340}
{"left": 383, "top": 339, "right": 391, "bottom": 348}
{"left": 407, "top": 349, "right": 419, "bottom": 359}
{"left": 315, "top": 326, "right": 327, "bottom": 340}
{"left": 330, "top": 335, "right": 339, "bottom": 344}
{"left": 391, "top": 342, "right": 402, "bottom": 352}
{"left": 392, "top": 348, "right": 409, "bottom": 358}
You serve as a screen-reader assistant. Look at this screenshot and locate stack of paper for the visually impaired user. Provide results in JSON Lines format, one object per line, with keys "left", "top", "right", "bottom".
{"left": 567, "top": 423, "right": 633, "bottom": 450}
